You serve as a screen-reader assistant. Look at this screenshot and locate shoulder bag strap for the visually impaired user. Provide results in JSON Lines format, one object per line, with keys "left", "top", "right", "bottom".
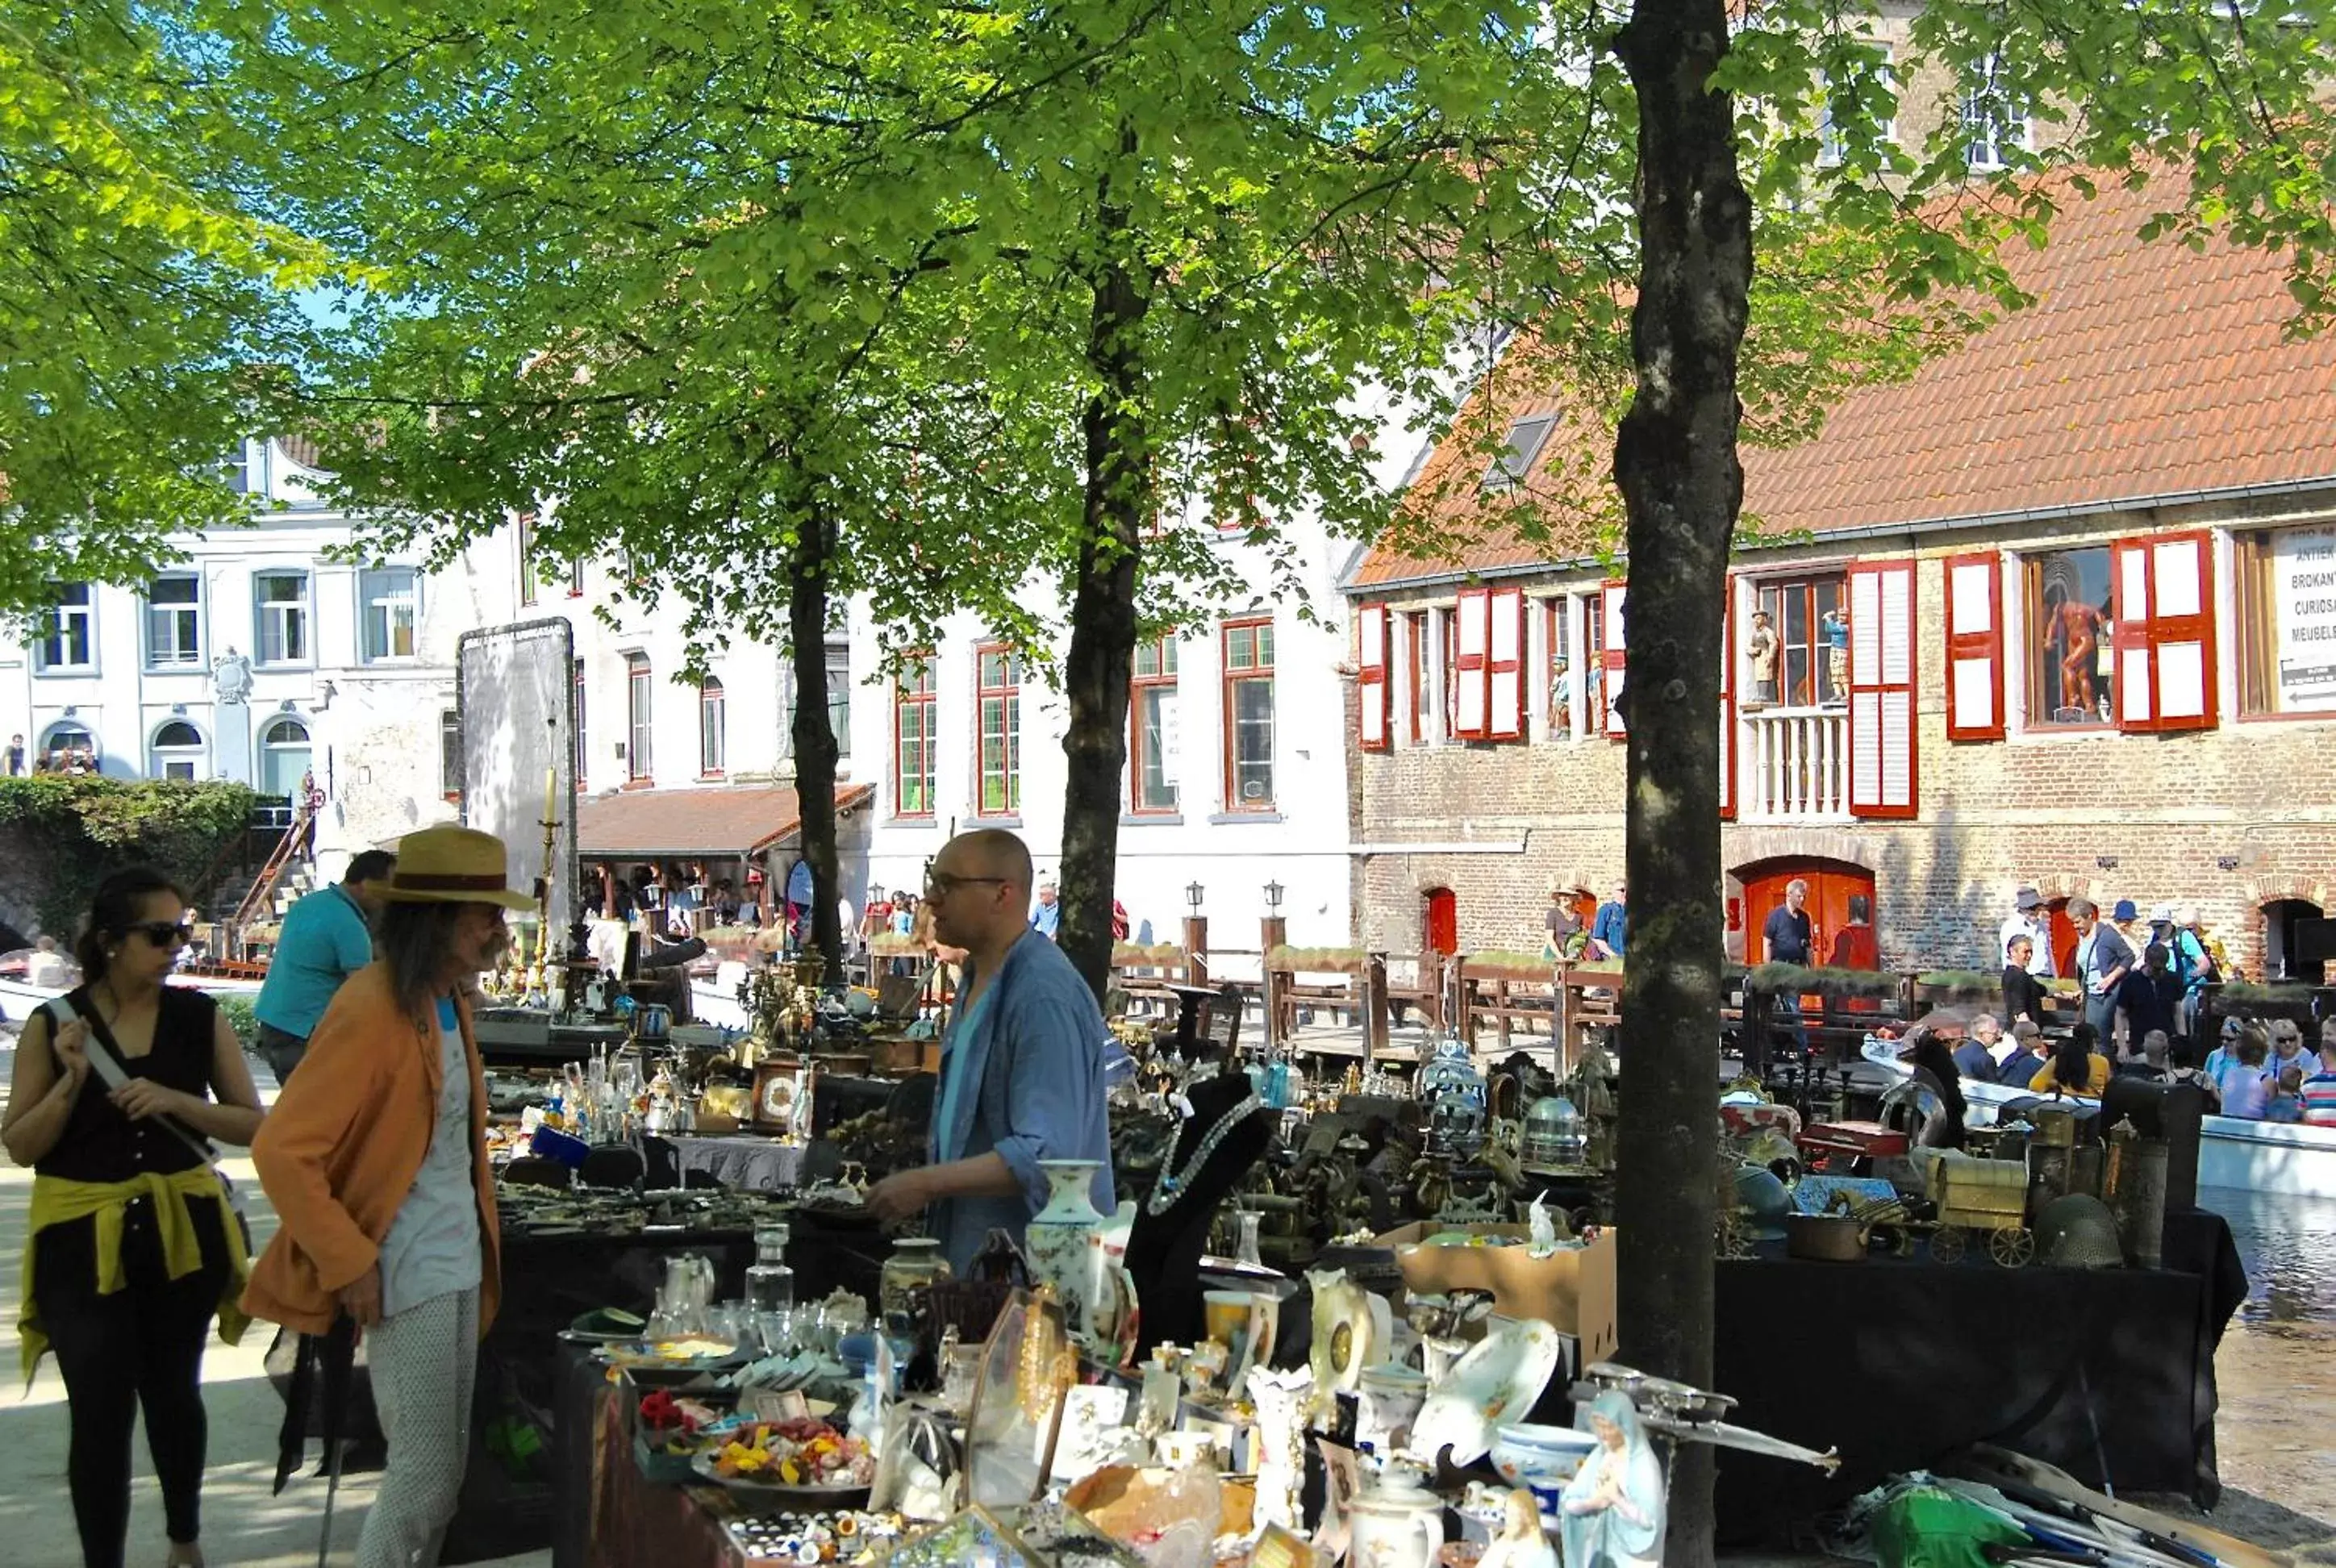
{"left": 64, "top": 994, "right": 221, "bottom": 1166}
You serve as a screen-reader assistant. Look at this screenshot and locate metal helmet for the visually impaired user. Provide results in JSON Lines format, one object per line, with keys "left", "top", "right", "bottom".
{"left": 1733, "top": 1164, "right": 1792, "bottom": 1242}
{"left": 2035, "top": 1194, "right": 2125, "bottom": 1270}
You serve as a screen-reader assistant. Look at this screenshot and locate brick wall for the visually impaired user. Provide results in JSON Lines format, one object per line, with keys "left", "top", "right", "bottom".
{"left": 1352, "top": 503, "right": 2336, "bottom": 979}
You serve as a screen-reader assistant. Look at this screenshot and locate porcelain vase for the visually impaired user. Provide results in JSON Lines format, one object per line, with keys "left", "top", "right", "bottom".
{"left": 1025, "top": 1159, "right": 1106, "bottom": 1329}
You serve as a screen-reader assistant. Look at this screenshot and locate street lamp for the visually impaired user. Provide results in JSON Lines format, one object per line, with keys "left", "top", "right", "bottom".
{"left": 1186, "top": 881, "right": 1206, "bottom": 913}
{"left": 1264, "top": 880, "right": 1285, "bottom": 911}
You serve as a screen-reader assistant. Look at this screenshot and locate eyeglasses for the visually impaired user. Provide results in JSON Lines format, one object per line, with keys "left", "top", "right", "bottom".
{"left": 924, "top": 874, "right": 1008, "bottom": 897}
{"left": 127, "top": 920, "right": 194, "bottom": 949}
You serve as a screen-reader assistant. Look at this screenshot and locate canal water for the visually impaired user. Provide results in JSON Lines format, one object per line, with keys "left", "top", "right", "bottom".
{"left": 2200, "top": 1185, "right": 2336, "bottom": 1328}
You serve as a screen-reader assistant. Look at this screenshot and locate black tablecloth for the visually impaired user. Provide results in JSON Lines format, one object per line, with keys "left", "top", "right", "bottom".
{"left": 1709, "top": 1208, "right": 2242, "bottom": 1546}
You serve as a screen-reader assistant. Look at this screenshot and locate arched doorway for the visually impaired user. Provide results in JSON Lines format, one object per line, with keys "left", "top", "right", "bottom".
{"left": 2264, "top": 898, "right": 2326, "bottom": 984}
{"left": 259, "top": 715, "right": 312, "bottom": 799}
{"left": 39, "top": 721, "right": 98, "bottom": 774}
{"left": 2042, "top": 899, "right": 2080, "bottom": 981}
{"left": 1739, "top": 857, "right": 1878, "bottom": 967}
{"left": 1422, "top": 887, "right": 1458, "bottom": 957}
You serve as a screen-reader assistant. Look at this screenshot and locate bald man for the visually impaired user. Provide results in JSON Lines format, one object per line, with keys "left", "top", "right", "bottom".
{"left": 866, "top": 828, "right": 1115, "bottom": 1270}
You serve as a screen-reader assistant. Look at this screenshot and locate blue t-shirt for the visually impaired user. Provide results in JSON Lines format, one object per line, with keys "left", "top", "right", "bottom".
{"left": 254, "top": 884, "right": 376, "bottom": 1038}
{"left": 1031, "top": 903, "right": 1062, "bottom": 940}
{"left": 1591, "top": 901, "right": 1628, "bottom": 957}
{"left": 933, "top": 986, "right": 997, "bottom": 1164}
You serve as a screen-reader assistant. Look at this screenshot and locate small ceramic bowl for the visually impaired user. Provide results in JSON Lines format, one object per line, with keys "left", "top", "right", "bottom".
{"left": 1488, "top": 1423, "right": 1600, "bottom": 1488}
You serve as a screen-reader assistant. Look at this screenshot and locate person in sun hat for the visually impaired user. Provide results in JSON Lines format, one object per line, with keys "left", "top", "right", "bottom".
{"left": 2000, "top": 886, "right": 2055, "bottom": 978}
{"left": 245, "top": 824, "right": 531, "bottom": 1568}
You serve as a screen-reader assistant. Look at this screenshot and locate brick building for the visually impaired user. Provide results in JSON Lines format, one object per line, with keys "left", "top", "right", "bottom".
{"left": 1339, "top": 180, "right": 2336, "bottom": 982}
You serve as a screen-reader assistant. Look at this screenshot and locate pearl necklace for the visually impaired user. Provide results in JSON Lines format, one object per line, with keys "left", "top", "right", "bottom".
{"left": 1145, "top": 1092, "right": 1265, "bottom": 1216}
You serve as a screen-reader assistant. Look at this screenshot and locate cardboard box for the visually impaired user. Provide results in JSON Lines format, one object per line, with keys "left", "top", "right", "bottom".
{"left": 1372, "top": 1222, "right": 1619, "bottom": 1366}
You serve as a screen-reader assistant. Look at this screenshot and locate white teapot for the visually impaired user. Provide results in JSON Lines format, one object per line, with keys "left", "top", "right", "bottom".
{"left": 1348, "top": 1457, "right": 1445, "bottom": 1568}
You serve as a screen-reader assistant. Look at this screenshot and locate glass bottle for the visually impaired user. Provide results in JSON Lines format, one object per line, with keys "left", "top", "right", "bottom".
{"left": 745, "top": 1223, "right": 795, "bottom": 1351}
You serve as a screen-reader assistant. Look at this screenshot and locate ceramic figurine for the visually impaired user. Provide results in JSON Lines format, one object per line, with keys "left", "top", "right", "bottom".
{"left": 1527, "top": 1192, "right": 1561, "bottom": 1257}
{"left": 1478, "top": 1490, "right": 1557, "bottom": 1568}
{"left": 1558, "top": 1392, "right": 1666, "bottom": 1568}
{"left": 1024, "top": 1159, "right": 1108, "bottom": 1330}
{"left": 1247, "top": 1364, "right": 1314, "bottom": 1532}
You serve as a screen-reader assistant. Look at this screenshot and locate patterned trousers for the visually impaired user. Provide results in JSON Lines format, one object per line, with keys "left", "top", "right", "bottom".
{"left": 358, "top": 1287, "right": 479, "bottom": 1568}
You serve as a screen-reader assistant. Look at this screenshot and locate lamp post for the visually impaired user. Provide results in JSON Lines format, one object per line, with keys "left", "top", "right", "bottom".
{"left": 1260, "top": 880, "right": 1290, "bottom": 1048}
{"left": 1183, "top": 882, "right": 1209, "bottom": 988}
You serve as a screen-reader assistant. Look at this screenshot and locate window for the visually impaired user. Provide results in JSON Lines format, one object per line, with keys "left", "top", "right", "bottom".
{"left": 1407, "top": 611, "right": 1431, "bottom": 743}
{"left": 625, "top": 653, "right": 653, "bottom": 781}
{"left": 573, "top": 657, "right": 588, "bottom": 790}
{"left": 1751, "top": 573, "right": 1849, "bottom": 709}
{"left": 254, "top": 571, "right": 311, "bottom": 665}
{"left": 2238, "top": 526, "right": 2336, "bottom": 715}
{"left": 260, "top": 716, "right": 311, "bottom": 799}
{"left": 2025, "top": 547, "right": 2116, "bottom": 726}
{"left": 39, "top": 722, "right": 97, "bottom": 772}
{"left": 517, "top": 513, "right": 538, "bottom": 607}
{"left": 699, "top": 678, "right": 727, "bottom": 777}
{"left": 145, "top": 574, "right": 202, "bottom": 668}
{"left": 1817, "top": 47, "right": 1895, "bottom": 167}
{"left": 440, "top": 711, "right": 462, "bottom": 799}
{"left": 1546, "top": 598, "right": 1575, "bottom": 738}
{"left": 569, "top": 557, "right": 586, "bottom": 597}
{"left": 894, "top": 656, "right": 937, "bottom": 817}
{"left": 360, "top": 567, "right": 419, "bottom": 662}
{"left": 222, "top": 442, "right": 252, "bottom": 494}
{"left": 150, "top": 720, "right": 205, "bottom": 781}
{"left": 1130, "top": 635, "right": 1181, "bottom": 811}
{"left": 1963, "top": 54, "right": 2027, "bottom": 170}
{"left": 1584, "top": 594, "right": 1610, "bottom": 735}
{"left": 824, "top": 642, "right": 853, "bottom": 754}
{"left": 976, "top": 644, "right": 1022, "bottom": 816}
{"left": 35, "top": 583, "right": 94, "bottom": 671}
{"left": 1222, "top": 619, "right": 1276, "bottom": 810}
{"left": 1479, "top": 415, "right": 1555, "bottom": 494}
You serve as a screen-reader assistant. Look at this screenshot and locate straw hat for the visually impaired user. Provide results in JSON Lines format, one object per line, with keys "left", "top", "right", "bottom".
{"left": 380, "top": 824, "right": 536, "bottom": 911}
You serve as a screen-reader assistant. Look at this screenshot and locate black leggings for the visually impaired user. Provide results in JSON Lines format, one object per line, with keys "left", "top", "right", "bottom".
{"left": 35, "top": 1199, "right": 229, "bottom": 1568}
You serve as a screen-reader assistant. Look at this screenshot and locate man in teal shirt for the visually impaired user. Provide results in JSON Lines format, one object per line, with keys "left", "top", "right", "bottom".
{"left": 253, "top": 849, "right": 395, "bottom": 1083}
{"left": 866, "top": 830, "right": 1115, "bottom": 1271}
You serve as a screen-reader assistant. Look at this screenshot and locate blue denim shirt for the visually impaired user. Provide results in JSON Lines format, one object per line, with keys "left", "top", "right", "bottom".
{"left": 927, "top": 932, "right": 1115, "bottom": 1273}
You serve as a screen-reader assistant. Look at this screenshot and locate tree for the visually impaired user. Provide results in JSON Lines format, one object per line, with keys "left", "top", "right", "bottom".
{"left": 0, "top": 1, "right": 329, "bottom": 618}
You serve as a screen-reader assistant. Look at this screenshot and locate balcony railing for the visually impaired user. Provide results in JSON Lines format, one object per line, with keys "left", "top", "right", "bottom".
{"left": 1740, "top": 705, "right": 1849, "bottom": 822}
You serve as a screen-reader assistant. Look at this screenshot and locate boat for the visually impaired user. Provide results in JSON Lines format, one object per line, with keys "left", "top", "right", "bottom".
{"left": 1859, "top": 1036, "right": 2336, "bottom": 1203}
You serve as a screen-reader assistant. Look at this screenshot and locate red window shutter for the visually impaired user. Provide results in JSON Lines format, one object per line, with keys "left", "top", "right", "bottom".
{"left": 1453, "top": 587, "right": 1491, "bottom": 740}
{"left": 1944, "top": 551, "right": 2006, "bottom": 740}
{"left": 1487, "top": 586, "right": 1525, "bottom": 740}
{"left": 1848, "top": 560, "right": 1917, "bottom": 819}
{"left": 1601, "top": 578, "right": 1629, "bottom": 738}
{"left": 1719, "top": 576, "right": 1736, "bottom": 819}
{"left": 2114, "top": 532, "right": 2217, "bottom": 734}
{"left": 1358, "top": 603, "right": 1391, "bottom": 752}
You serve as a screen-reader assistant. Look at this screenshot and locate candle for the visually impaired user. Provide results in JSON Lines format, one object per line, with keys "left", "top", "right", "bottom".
{"left": 542, "top": 765, "right": 558, "bottom": 828}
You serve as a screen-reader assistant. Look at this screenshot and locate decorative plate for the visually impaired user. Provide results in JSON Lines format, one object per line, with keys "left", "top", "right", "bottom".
{"left": 1409, "top": 1317, "right": 1563, "bottom": 1466}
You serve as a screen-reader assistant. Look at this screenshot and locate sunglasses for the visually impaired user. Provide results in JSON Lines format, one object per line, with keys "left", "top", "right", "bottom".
{"left": 125, "top": 920, "right": 194, "bottom": 949}
{"left": 924, "top": 874, "right": 1008, "bottom": 896}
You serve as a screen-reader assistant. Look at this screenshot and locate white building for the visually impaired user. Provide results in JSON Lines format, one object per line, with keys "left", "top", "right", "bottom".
{"left": 1, "top": 437, "right": 478, "bottom": 877}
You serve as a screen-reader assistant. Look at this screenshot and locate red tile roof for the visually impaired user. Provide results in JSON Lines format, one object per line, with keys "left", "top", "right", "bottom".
{"left": 1353, "top": 179, "right": 2336, "bottom": 590}
{"left": 577, "top": 782, "right": 874, "bottom": 858}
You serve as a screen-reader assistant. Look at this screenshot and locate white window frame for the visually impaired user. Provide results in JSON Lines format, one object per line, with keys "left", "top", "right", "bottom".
{"left": 1817, "top": 45, "right": 1896, "bottom": 168}
{"left": 1963, "top": 53, "right": 2029, "bottom": 172}
{"left": 34, "top": 583, "right": 97, "bottom": 674}
{"left": 626, "top": 653, "right": 653, "bottom": 782}
{"left": 358, "top": 566, "right": 420, "bottom": 664}
{"left": 148, "top": 719, "right": 208, "bottom": 781}
{"left": 253, "top": 569, "right": 313, "bottom": 668}
{"left": 259, "top": 714, "right": 314, "bottom": 799}
{"left": 699, "top": 678, "right": 728, "bottom": 778}
{"left": 144, "top": 573, "right": 205, "bottom": 670}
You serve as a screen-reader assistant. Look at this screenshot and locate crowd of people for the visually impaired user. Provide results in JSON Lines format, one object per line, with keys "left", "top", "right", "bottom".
{"left": 1986, "top": 883, "right": 2336, "bottom": 1126}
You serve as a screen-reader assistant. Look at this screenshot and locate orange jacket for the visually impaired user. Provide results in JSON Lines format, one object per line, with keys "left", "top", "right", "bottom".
{"left": 243, "top": 963, "right": 502, "bottom": 1337}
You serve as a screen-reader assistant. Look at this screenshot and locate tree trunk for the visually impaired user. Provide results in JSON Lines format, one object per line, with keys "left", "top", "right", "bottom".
{"left": 1610, "top": 0, "right": 1753, "bottom": 1563}
{"left": 1057, "top": 135, "right": 1150, "bottom": 1002}
{"left": 789, "top": 501, "right": 845, "bottom": 979}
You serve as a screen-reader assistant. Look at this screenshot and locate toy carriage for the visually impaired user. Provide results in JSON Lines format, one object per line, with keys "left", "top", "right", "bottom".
{"left": 1919, "top": 1149, "right": 2034, "bottom": 1266}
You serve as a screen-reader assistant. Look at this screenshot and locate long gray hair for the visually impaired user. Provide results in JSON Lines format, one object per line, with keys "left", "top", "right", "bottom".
{"left": 377, "top": 902, "right": 473, "bottom": 1022}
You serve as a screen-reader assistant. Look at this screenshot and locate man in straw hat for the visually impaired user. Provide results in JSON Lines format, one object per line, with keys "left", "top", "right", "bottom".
{"left": 246, "top": 824, "right": 531, "bottom": 1568}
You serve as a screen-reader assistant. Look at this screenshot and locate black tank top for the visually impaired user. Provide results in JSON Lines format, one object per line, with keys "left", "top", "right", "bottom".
{"left": 35, "top": 985, "right": 219, "bottom": 1182}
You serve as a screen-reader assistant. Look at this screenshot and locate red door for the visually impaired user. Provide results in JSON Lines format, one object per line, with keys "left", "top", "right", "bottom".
{"left": 1741, "top": 861, "right": 1879, "bottom": 968}
{"left": 2043, "top": 899, "right": 2079, "bottom": 981}
{"left": 1425, "top": 888, "right": 1458, "bottom": 957}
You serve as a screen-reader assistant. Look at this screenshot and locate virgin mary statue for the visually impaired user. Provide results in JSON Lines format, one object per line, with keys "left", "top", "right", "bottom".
{"left": 1558, "top": 1391, "right": 1666, "bottom": 1568}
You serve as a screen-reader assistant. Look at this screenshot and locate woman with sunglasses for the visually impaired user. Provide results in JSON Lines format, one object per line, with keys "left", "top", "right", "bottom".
{"left": 4, "top": 865, "right": 265, "bottom": 1568}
